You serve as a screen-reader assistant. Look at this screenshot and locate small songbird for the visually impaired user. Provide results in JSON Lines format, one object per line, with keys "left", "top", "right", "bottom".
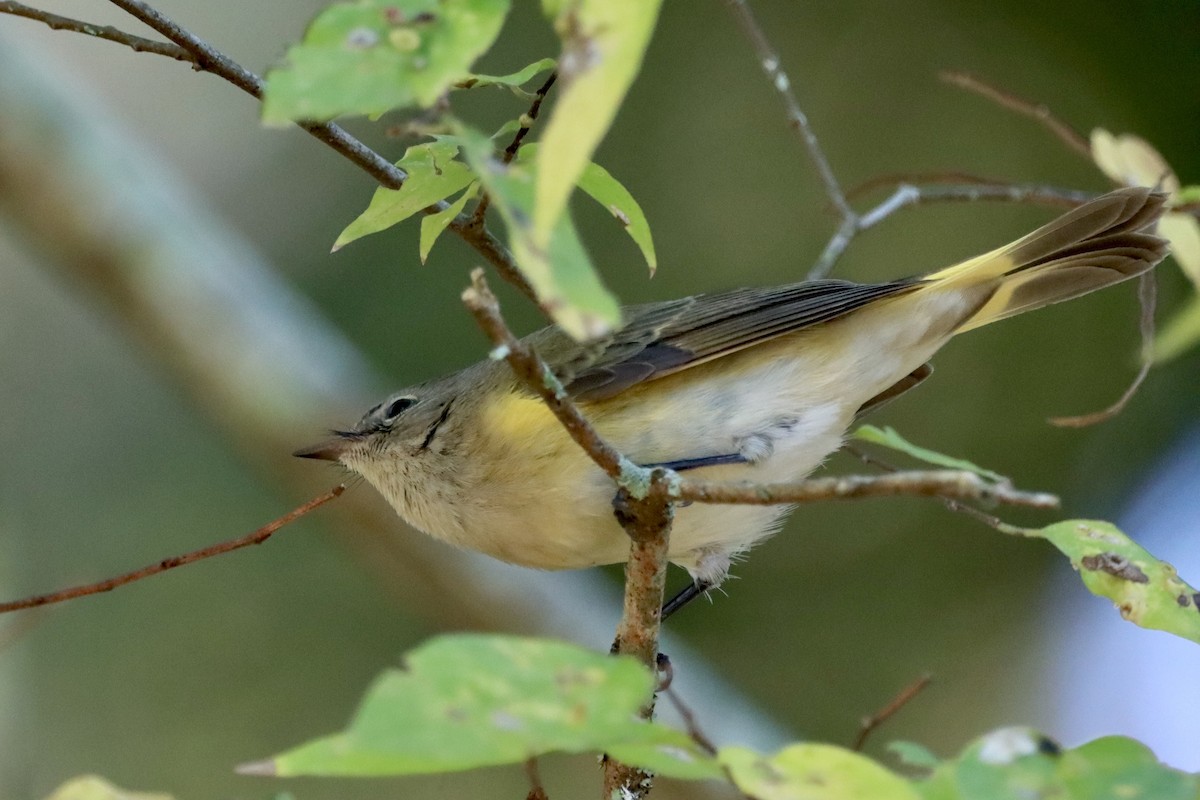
{"left": 297, "top": 188, "right": 1168, "bottom": 610}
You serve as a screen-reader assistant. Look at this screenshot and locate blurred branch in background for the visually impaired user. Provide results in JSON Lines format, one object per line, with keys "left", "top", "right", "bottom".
{"left": 0, "top": 32, "right": 789, "bottom": 764}
{"left": 0, "top": 0, "right": 543, "bottom": 306}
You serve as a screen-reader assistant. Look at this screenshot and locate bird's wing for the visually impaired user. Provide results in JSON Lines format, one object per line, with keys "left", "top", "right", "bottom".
{"left": 551, "top": 278, "right": 920, "bottom": 402}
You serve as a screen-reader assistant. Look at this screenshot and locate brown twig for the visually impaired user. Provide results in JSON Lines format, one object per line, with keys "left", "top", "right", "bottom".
{"left": 853, "top": 673, "right": 933, "bottom": 752}
{"left": 524, "top": 758, "right": 549, "bottom": 800}
{"left": 677, "top": 470, "right": 1058, "bottom": 509}
{"left": 0, "top": 1, "right": 191, "bottom": 60}
{"left": 0, "top": 486, "right": 345, "bottom": 615}
{"left": 469, "top": 71, "right": 558, "bottom": 228}
{"left": 722, "top": 0, "right": 851, "bottom": 220}
{"left": 10, "top": 0, "right": 537, "bottom": 305}
{"left": 658, "top": 654, "right": 719, "bottom": 756}
{"left": 939, "top": 71, "right": 1092, "bottom": 160}
{"left": 461, "top": 270, "right": 629, "bottom": 481}
{"left": 845, "top": 175, "right": 1095, "bottom": 210}
{"left": 461, "top": 270, "right": 671, "bottom": 799}
{"left": 1049, "top": 271, "right": 1157, "bottom": 427}
{"left": 721, "top": 0, "right": 865, "bottom": 280}
{"left": 843, "top": 444, "right": 1030, "bottom": 534}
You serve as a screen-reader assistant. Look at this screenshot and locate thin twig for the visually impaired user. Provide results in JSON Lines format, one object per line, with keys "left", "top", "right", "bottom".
{"left": 677, "top": 470, "right": 1059, "bottom": 509}
{"left": 1049, "top": 271, "right": 1157, "bottom": 427}
{"left": 722, "top": 0, "right": 851, "bottom": 219}
{"left": 843, "top": 444, "right": 1025, "bottom": 534}
{"left": 722, "top": 0, "right": 866, "bottom": 281}
{"left": 82, "top": 0, "right": 539, "bottom": 305}
{"left": 461, "top": 269, "right": 629, "bottom": 481}
{"left": 524, "top": 758, "right": 549, "bottom": 800}
{"left": 462, "top": 270, "right": 670, "bottom": 799}
{"left": 939, "top": 71, "right": 1092, "bottom": 160}
{"left": 811, "top": 181, "right": 1099, "bottom": 276}
{"left": 0, "top": 1, "right": 191, "bottom": 60}
{"left": 469, "top": 71, "right": 558, "bottom": 228}
{"left": 0, "top": 486, "right": 345, "bottom": 615}
{"left": 853, "top": 673, "right": 933, "bottom": 752}
{"left": 658, "top": 655, "right": 719, "bottom": 756}
{"left": 847, "top": 175, "right": 1095, "bottom": 211}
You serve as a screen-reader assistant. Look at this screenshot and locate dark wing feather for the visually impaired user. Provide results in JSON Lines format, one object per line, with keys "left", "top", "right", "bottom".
{"left": 553, "top": 278, "right": 921, "bottom": 402}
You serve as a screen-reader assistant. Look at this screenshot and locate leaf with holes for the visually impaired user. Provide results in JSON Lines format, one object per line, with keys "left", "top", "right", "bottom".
{"left": 913, "top": 729, "right": 1199, "bottom": 800}
{"left": 245, "top": 634, "right": 704, "bottom": 777}
{"left": 1035, "top": 519, "right": 1200, "bottom": 644}
{"left": 263, "top": 0, "right": 510, "bottom": 124}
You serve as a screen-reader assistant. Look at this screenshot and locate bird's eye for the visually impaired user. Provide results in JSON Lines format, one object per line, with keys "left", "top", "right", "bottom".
{"left": 383, "top": 396, "right": 417, "bottom": 420}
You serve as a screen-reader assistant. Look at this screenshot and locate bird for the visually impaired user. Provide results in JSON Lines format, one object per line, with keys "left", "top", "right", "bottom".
{"left": 296, "top": 188, "right": 1168, "bottom": 614}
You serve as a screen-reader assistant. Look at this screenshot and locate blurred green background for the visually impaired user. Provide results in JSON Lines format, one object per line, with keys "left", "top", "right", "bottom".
{"left": 0, "top": 1, "right": 1197, "bottom": 798}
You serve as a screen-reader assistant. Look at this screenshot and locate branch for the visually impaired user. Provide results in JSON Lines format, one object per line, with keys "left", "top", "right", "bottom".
{"left": 462, "top": 270, "right": 671, "bottom": 800}
{"left": 722, "top": 0, "right": 851, "bottom": 220}
{"left": 1048, "top": 271, "right": 1156, "bottom": 427}
{"left": 469, "top": 71, "right": 558, "bottom": 228}
{"left": 7, "top": 0, "right": 534, "bottom": 304}
{"left": 677, "top": 470, "right": 1059, "bottom": 509}
{"left": 852, "top": 673, "right": 932, "bottom": 752}
{"left": 0, "top": 1, "right": 191, "bottom": 60}
{"left": 939, "top": 70, "right": 1092, "bottom": 160}
{"left": 461, "top": 270, "right": 631, "bottom": 482}
{"left": 0, "top": 486, "right": 344, "bottom": 614}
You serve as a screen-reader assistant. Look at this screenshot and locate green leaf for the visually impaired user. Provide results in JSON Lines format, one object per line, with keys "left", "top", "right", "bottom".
{"left": 516, "top": 144, "right": 656, "bottom": 273}
{"left": 456, "top": 127, "right": 620, "bottom": 339}
{"left": 914, "top": 729, "right": 1200, "bottom": 800}
{"left": 889, "top": 741, "right": 941, "bottom": 770}
{"left": 1176, "top": 185, "right": 1200, "bottom": 204}
{"left": 44, "top": 777, "right": 172, "bottom": 800}
{"left": 532, "top": 0, "right": 665, "bottom": 248}
{"left": 419, "top": 181, "right": 477, "bottom": 263}
{"left": 262, "top": 0, "right": 511, "bottom": 125}
{"left": 721, "top": 744, "right": 920, "bottom": 800}
{"left": 608, "top": 738, "right": 724, "bottom": 781}
{"left": 852, "top": 425, "right": 1006, "bottom": 483}
{"left": 334, "top": 140, "right": 475, "bottom": 250}
{"left": 1034, "top": 520, "right": 1200, "bottom": 643}
{"left": 1154, "top": 294, "right": 1200, "bottom": 363}
{"left": 255, "top": 634, "right": 700, "bottom": 777}
{"left": 458, "top": 57, "right": 556, "bottom": 91}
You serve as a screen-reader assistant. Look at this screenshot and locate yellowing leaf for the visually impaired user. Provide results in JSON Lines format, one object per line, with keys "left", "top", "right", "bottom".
{"left": 1090, "top": 129, "right": 1179, "bottom": 194}
{"left": 532, "top": 0, "right": 665, "bottom": 249}
{"left": 44, "top": 777, "right": 172, "bottom": 800}
{"left": 1159, "top": 212, "right": 1200, "bottom": 288}
{"left": 456, "top": 127, "right": 619, "bottom": 339}
{"left": 1154, "top": 295, "right": 1200, "bottom": 363}
{"left": 516, "top": 144, "right": 657, "bottom": 273}
{"left": 721, "top": 744, "right": 919, "bottom": 800}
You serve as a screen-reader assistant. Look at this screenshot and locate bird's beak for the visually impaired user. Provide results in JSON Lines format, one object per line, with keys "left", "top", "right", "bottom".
{"left": 293, "top": 438, "right": 351, "bottom": 462}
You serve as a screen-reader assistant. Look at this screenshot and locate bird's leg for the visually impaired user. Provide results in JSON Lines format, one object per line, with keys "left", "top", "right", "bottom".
{"left": 661, "top": 578, "right": 714, "bottom": 621}
{"left": 618, "top": 453, "right": 745, "bottom": 623}
{"left": 645, "top": 453, "right": 748, "bottom": 471}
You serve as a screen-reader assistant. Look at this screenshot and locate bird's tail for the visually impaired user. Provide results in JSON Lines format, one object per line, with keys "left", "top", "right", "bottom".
{"left": 923, "top": 187, "right": 1169, "bottom": 334}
